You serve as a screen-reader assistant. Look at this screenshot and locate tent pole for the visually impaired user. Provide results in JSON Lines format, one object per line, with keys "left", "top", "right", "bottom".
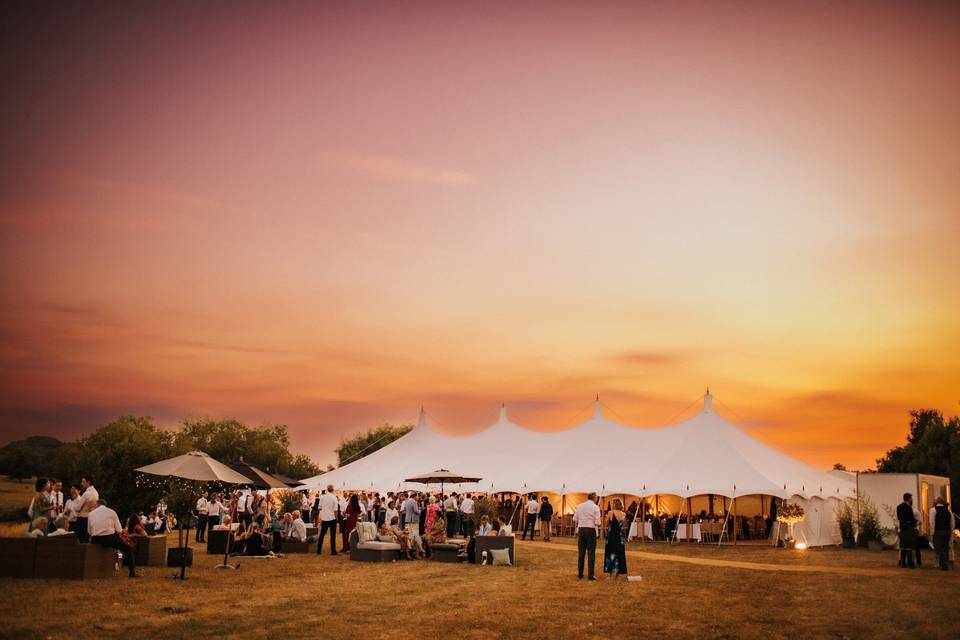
{"left": 717, "top": 494, "right": 733, "bottom": 548}
{"left": 733, "top": 495, "right": 737, "bottom": 545}
{"left": 628, "top": 490, "right": 644, "bottom": 544}
{"left": 686, "top": 497, "right": 692, "bottom": 543}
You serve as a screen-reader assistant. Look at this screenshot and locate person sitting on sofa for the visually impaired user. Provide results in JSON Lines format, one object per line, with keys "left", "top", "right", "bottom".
{"left": 27, "top": 517, "right": 48, "bottom": 537}
{"left": 49, "top": 515, "right": 74, "bottom": 537}
{"left": 380, "top": 515, "right": 415, "bottom": 559}
{"left": 88, "top": 500, "right": 138, "bottom": 577}
{"left": 213, "top": 514, "right": 233, "bottom": 531}
{"left": 288, "top": 511, "right": 310, "bottom": 542}
{"left": 478, "top": 515, "right": 493, "bottom": 536}
{"left": 122, "top": 513, "right": 149, "bottom": 549}
{"left": 425, "top": 513, "right": 447, "bottom": 545}
{"left": 231, "top": 515, "right": 274, "bottom": 557}
{"left": 147, "top": 512, "right": 165, "bottom": 534}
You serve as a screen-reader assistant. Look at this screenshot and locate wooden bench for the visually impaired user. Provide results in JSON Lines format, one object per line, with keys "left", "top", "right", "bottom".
{"left": 133, "top": 535, "right": 168, "bottom": 566}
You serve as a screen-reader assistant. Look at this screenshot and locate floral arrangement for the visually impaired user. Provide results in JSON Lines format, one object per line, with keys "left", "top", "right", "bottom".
{"left": 776, "top": 503, "right": 805, "bottom": 525}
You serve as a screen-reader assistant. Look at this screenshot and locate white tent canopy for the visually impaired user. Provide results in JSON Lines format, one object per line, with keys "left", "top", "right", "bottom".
{"left": 300, "top": 392, "right": 854, "bottom": 508}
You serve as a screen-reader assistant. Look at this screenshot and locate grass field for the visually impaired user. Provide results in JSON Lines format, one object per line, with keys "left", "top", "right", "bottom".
{"left": 0, "top": 475, "right": 33, "bottom": 513}
{"left": 0, "top": 531, "right": 956, "bottom": 640}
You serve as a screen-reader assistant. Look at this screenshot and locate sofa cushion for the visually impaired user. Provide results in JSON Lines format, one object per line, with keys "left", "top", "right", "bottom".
{"left": 358, "top": 540, "right": 402, "bottom": 551}
{"left": 356, "top": 522, "right": 378, "bottom": 543}
{"left": 490, "top": 548, "right": 512, "bottom": 566}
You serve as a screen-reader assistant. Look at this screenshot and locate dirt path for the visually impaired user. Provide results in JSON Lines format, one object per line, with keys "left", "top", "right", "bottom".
{"left": 523, "top": 540, "right": 920, "bottom": 577}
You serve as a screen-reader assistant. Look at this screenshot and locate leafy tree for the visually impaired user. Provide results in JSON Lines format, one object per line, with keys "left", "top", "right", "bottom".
{"left": 173, "top": 418, "right": 318, "bottom": 477}
{"left": 832, "top": 463, "right": 847, "bottom": 471}
{"left": 335, "top": 423, "right": 413, "bottom": 467}
{"left": 877, "top": 409, "right": 960, "bottom": 499}
{"left": 48, "top": 415, "right": 174, "bottom": 520}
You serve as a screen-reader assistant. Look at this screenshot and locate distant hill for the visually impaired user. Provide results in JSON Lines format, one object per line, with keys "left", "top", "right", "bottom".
{"left": 0, "top": 436, "right": 65, "bottom": 479}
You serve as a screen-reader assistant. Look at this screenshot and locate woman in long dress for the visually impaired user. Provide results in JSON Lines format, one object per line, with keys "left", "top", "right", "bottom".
{"left": 603, "top": 498, "right": 628, "bottom": 578}
{"left": 340, "top": 493, "right": 361, "bottom": 552}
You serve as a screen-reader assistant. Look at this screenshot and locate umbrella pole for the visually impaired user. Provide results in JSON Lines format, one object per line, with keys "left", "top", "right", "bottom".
{"left": 180, "top": 480, "right": 196, "bottom": 580}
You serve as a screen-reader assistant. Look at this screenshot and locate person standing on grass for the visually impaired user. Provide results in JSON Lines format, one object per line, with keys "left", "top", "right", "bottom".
{"left": 316, "top": 485, "right": 339, "bottom": 555}
{"left": 88, "top": 500, "right": 138, "bottom": 577}
{"left": 603, "top": 498, "right": 628, "bottom": 579}
{"left": 28, "top": 478, "right": 54, "bottom": 534}
{"left": 341, "top": 494, "right": 361, "bottom": 552}
{"left": 460, "top": 493, "right": 475, "bottom": 537}
{"left": 403, "top": 492, "right": 421, "bottom": 538}
{"left": 49, "top": 479, "right": 64, "bottom": 519}
{"left": 522, "top": 494, "right": 539, "bottom": 540}
{"left": 443, "top": 493, "right": 458, "bottom": 538}
{"left": 539, "top": 496, "right": 554, "bottom": 542}
{"left": 207, "top": 493, "right": 223, "bottom": 531}
{"left": 930, "top": 497, "right": 955, "bottom": 571}
{"left": 195, "top": 491, "right": 209, "bottom": 543}
{"left": 63, "top": 485, "right": 82, "bottom": 528}
{"left": 574, "top": 492, "right": 601, "bottom": 581}
{"left": 896, "top": 492, "right": 918, "bottom": 569}
{"left": 73, "top": 475, "right": 99, "bottom": 543}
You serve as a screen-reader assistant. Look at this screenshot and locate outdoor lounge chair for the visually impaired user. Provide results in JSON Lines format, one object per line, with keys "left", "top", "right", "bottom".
{"left": 475, "top": 534, "right": 515, "bottom": 565}
{"left": 429, "top": 539, "right": 463, "bottom": 563}
{"left": 34, "top": 537, "right": 116, "bottom": 579}
{"left": 0, "top": 537, "right": 38, "bottom": 578}
{"left": 133, "top": 534, "right": 168, "bottom": 566}
{"left": 281, "top": 540, "right": 312, "bottom": 553}
{"left": 348, "top": 529, "right": 402, "bottom": 563}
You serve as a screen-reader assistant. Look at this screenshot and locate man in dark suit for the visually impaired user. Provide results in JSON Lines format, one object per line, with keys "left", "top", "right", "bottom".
{"left": 896, "top": 492, "right": 917, "bottom": 569}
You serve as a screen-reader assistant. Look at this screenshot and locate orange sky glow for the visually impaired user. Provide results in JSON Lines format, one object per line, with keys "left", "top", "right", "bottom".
{"left": 1, "top": 2, "right": 958, "bottom": 471}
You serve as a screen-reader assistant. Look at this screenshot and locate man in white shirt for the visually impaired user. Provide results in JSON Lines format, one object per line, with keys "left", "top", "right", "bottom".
{"left": 237, "top": 490, "right": 254, "bottom": 528}
{"left": 444, "top": 493, "right": 458, "bottom": 538}
{"left": 206, "top": 493, "right": 223, "bottom": 532}
{"left": 522, "top": 494, "right": 540, "bottom": 541}
{"left": 460, "top": 493, "right": 476, "bottom": 537}
{"left": 288, "top": 510, "right": 308, "bottom": 542}
{"left": 195, "top": 491, "right": 209, "bottom": 543}
{"left": 316, "top": 486, "right": 339, "bottom": 555}
{"left": 48, "top": 479, "right": 64, "bottom": 518}
{"left": 63, "top": 485, "right": 82, "bottom": 527}
{"left": 384, "top": 500, "right": 399, "bottom": 530}
{"left": 573, "top": 492, "right": 601, "bottom": 580}
{"left": 88, "top": 501, "right": 138, "bottom": 577}
{"left": 73, "top": 475, "right": 99, "bottom": 543}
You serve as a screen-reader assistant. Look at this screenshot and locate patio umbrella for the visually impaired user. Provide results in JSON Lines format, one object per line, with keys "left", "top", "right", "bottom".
{"left": 136, "top": 451, "right": 251, "bottom": 578}
{"left": 228, "top": 459, "right": 290, "bottom": 489}
{"left": 404, "top": 469, "right": 482, "bottom": 495}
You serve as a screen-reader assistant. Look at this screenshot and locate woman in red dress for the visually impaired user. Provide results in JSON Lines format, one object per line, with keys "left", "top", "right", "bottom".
{"left": 424, "top": 495, "right": 442, "bottom": 534}
{"left": 340, "top": 493, "right": 360, "bottom": 552}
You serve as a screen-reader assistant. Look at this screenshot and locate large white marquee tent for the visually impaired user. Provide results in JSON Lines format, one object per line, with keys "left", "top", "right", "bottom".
{"left": 300, "top": 392, "right": 854, "bottom": 546}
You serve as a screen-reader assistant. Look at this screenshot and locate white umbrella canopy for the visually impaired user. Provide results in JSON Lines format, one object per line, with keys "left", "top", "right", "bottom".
{"left": 135, "top": 450, "right": 251, "bottom": 484}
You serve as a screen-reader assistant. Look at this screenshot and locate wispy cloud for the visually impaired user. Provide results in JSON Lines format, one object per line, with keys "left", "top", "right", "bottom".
{"left": 320, "top": 150, "right": 476, "bottom": 186}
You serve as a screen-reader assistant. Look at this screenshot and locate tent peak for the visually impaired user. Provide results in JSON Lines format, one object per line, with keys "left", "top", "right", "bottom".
{"left": 499, "top": 403, "right": 508, "bottom": 421}
{"left": 593, "top": 396, "right": 603, "bottom": 418}
{"left": 703, "top": 389, "right": 713, "bottom": 412}
{"left": 416, "top": 406, "right": 428, "bottom": 430}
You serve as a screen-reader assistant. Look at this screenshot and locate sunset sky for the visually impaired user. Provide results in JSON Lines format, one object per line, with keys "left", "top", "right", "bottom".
{"left": 1, "top": 2, "right": 958, "bottom": 471}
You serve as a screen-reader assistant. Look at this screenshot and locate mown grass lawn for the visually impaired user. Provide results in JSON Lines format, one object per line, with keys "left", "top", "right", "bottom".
{"left": 0, "top": 531, "right": 956, "bottom": 640}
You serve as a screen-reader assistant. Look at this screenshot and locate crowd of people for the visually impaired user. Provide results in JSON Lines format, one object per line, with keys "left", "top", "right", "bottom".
{"left": 896, "top": 492, "right": 956, "bottom": 571}
{"left": 24, "top": 475, "right": 956, "bottom": 580}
